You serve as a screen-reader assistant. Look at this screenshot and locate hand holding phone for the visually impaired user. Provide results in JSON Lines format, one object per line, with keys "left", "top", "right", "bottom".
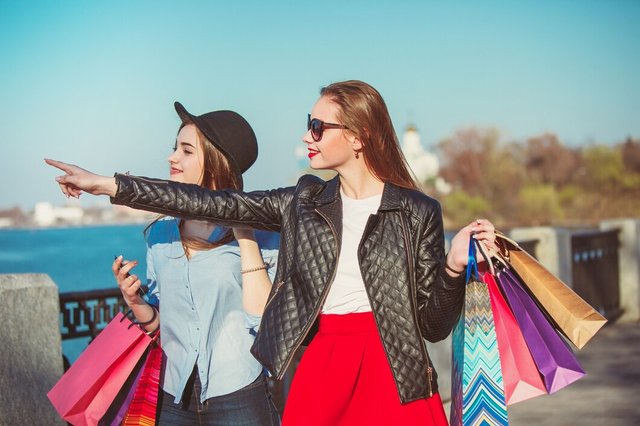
{"left": 113, "top": 255, "right": 145, "bottom": 299}
{"left": 114, "top": 255, "right": 131, "bottom": 277}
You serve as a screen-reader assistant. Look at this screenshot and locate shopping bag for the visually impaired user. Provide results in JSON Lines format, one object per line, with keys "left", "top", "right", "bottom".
{"left": 122, "top": 342, "right": 163, "bottom": 425}
{"left": 496, "top": 268, "right": 585, "bottom": 394}
{"left": 47, "top": 311, "right": 153, "bottom": 426}
{"left": 450, "top": 239, "right": 509, "bottom": 426}
{"left": 483, "top": 272, "right": 546, "bottom": 405}
{"left": 495, "top": 234, "right": 606, "bottom": 349}
{"left": 99, "top": 353, "right": 146, "bottom": 426}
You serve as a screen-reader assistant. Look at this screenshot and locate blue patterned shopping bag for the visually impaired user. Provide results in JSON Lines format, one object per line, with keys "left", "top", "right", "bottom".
{"left": 450, "top": 239, "right": 509, "bottom": 426}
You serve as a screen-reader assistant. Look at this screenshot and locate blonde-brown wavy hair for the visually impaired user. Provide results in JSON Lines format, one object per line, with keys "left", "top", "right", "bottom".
{"left": 320, "top": 80, "right": 418, "bottom": 190}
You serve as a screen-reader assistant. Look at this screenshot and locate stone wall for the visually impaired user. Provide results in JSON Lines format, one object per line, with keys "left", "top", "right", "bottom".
{"left": 0, "top": 274, "right": 65, "bottom": 425}
{"left": 601, "top": 219, "right": 640, "bottom": 322}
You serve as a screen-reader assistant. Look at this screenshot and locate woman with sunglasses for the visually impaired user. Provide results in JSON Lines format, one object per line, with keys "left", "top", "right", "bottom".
{"left": 46, "top": 80, "right": 497, "bottom": 425}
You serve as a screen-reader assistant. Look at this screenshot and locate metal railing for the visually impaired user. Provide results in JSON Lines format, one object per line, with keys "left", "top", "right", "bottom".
{"left": 571, "top": 229, "right": 622, "bottom": 321}
{"left": 59, "top": 288, "right": 129, "bottom": 341}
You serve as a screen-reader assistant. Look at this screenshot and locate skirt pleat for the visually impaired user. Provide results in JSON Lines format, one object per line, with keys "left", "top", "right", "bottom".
{"left": 282, "top": 312, "right": 449, "bottom": 426}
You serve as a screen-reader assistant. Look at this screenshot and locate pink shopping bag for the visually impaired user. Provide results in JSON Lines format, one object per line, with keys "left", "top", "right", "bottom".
{"left": 484, "top": 272, "right": 547, "bottom": 405}
{"left": 47, "top": 312, "right": 153, "bottom": 426}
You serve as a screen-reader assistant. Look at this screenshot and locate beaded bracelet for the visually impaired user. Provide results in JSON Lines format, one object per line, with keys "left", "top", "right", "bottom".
{"left": 241, "top": 263, "right": 270, "bottom": 274}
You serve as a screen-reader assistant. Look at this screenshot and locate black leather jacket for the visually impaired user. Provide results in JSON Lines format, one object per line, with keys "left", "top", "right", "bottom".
{"left": 111, "top": 173, "right": 465, "bottom": 403}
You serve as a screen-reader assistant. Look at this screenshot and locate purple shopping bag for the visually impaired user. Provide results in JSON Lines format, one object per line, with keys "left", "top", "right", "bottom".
{"left": 496, "top": 268, "right": 585, "bottom": 394}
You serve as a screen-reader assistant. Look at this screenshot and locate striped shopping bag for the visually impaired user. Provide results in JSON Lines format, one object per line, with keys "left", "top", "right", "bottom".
{"left": 122, "top": 342, "right": 163, "bottom": 425}
{"left": 450, "top": 239, "right": 509, "bottom": 426}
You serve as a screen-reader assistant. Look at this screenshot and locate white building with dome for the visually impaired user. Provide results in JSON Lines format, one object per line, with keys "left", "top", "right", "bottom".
{"left": 401, "top": 124, "right": 451, "bottom": 194}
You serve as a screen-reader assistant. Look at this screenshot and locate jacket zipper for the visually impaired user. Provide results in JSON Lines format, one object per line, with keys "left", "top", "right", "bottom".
{"left": 263, "top": 280, "right": 284, "bottom": 311}
{"left": 399, "top": 212, "right": 434, "bottom": 397}
{"left": 275, "top": 208, "right": 340, "bottom": 379}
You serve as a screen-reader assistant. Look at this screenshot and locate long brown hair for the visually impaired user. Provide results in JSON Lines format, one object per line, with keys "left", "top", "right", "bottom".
{"left": 320, "top": 80, "right": 418, "bottom": 190}
{"left": 146, "top": 123, "right": 241, "bottom": 252}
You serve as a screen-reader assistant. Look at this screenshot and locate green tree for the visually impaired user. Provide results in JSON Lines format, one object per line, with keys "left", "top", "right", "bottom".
{"left": 441, "top": 190, "right": 492, "bottom": 228}
{"left": 438, "top": 128, "right": 525, "bottom": 228}
{"left": 517, "top": 184, "right": 564, "bottom": 225}
{"left": 581, "top": 145, "right": 626, "bottom": 192}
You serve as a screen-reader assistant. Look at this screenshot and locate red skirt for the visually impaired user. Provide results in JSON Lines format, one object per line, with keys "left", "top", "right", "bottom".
{"left": 282, "top": 312, "right": 448, "bottom": 426}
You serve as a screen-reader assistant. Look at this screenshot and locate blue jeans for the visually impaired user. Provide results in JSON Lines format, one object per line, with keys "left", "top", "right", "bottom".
{"left": 157, "top": 371, "right": 280, "bottom": 425}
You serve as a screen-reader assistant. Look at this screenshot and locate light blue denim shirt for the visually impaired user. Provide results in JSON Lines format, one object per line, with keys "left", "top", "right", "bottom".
{"left": 144, "top": 218, "right": 278, "bottom": 404}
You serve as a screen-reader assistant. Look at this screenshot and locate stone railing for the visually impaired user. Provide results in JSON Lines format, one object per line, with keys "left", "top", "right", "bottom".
{"left": 0, "top": 274, "right": 65, "bottom": 425}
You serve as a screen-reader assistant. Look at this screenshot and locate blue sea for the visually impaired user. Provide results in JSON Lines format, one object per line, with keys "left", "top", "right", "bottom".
{"left": 0, "top": 224, "right": 149, "bottom": 363}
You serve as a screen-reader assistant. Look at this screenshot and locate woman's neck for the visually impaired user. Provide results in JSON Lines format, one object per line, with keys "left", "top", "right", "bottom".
{"left": 181, "top": 219, "right": 216, "bottom": 240}
{"left": 337, "top": 169, "right": 384, "bottom": 200}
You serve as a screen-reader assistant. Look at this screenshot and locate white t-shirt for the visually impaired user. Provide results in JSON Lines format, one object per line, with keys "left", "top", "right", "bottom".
{"left": 322, "top": 189, "right": 382, "bottom": 314}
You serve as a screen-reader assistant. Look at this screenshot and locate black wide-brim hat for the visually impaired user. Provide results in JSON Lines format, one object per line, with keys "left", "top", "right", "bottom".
{"left": 174, "top": 102, "right": 258, "bottom": 185}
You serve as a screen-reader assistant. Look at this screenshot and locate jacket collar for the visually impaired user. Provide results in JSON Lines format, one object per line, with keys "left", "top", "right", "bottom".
{"left": 315, "top": 175, "right": 341, "bottom": 206}
{"left": 315, "top": 175, "right": 402, "bottom": 212}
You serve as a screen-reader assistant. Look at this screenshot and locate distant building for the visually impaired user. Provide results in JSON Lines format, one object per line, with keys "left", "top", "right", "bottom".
{"left": 33, "top": 202, "right": 83, "bottom": 227}
{"left": 0, "top": 207, "right": 28, "bottom": 228}
{"left": 401, "top": 124, "right": 451, "bottom": 194}
{"left": 402, "top": 124, "right": 440, "bottom": 182}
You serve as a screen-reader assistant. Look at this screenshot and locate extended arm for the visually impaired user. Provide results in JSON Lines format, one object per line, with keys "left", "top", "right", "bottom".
{"left": 45, "top": 159, "right": 293, "bottom": 231}
{"left": 111, "top": 174, "right": 290, "bottom": 232}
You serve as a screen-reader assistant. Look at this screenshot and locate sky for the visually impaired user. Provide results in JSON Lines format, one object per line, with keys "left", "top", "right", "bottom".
{"left": 1, "top": 0, "right": 639, "bottom": 210}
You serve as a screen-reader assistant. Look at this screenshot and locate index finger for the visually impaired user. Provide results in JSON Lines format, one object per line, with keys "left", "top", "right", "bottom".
{"left": 44, "top": 158, "right": 73, "bottom": 173}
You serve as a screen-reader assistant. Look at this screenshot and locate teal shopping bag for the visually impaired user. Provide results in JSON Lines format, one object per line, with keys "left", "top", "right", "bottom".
{"left": 450, "top": 239, "right": 509, "bottom": 426}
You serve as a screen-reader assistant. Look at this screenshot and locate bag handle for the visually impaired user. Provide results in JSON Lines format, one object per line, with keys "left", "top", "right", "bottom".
{"left": 474, "top": 237, "right": 495, "bottom": 275}
{"left": 466, "top": 236, "right": 479, "bottom": 282}
{"left": 495, "top": 232, "right": 522, "bottom": 249}
{"left": 121, "top": 307, "right": 160, "bottom": 338}
{"left": 491, "top": 231, "right": 522, "bottom": 266}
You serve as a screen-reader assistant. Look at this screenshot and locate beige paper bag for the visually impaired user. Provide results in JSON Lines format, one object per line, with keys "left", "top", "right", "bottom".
{"left": 496, "top": 234, "right": 607, "bottom": 349}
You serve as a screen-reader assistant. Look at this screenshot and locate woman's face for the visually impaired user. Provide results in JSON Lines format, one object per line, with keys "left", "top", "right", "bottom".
{"left": 303, "top": 96, "right": 355, "bottom": 171}
{"left": 168, "top": 124, "right": 205, "bottom": 185}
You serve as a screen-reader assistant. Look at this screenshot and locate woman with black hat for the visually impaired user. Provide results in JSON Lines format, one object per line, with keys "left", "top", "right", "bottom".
{"left": 46, "top": 80, "right": 497, "bottom": 425}
{"left": 108, "top": 102, "right": 280, "bottom": 424}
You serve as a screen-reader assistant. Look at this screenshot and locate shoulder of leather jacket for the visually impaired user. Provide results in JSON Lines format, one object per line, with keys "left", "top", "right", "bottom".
{"left": 294, "top": 174, "right": 329, "bottom": 200}
{"left": 396, "top": 186, "right": 442, "bottom": 223}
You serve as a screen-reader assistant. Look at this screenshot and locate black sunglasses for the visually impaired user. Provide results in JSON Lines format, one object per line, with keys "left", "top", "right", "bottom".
{"left": 307, "top": 114, "right": 349, "bottom": 142}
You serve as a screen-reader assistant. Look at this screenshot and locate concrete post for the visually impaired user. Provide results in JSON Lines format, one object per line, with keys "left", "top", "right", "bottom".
{"left": 600, "top": 219, "right": 640, "bottom": 323}
{"left": 0, "top": 274, "right": 65, "bottom": 425}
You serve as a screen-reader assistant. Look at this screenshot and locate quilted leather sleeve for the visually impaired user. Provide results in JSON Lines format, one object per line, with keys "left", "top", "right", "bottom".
{"left": 415, "top": 201, "right": 465, "bottom": 342}
{"left": 110, "top": 174, "right": 294, "bottom": 232}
